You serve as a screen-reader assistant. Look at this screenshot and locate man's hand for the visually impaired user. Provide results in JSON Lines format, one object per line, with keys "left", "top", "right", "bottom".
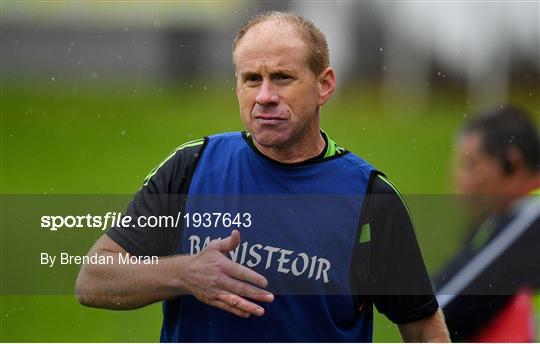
{"left": 181, "top": 230, "right": 274, "bottom": 318}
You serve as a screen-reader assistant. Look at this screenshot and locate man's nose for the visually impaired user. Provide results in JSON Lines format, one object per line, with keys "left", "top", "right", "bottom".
{"left": 255, "top": 79, "right": 279, "bottom": 106}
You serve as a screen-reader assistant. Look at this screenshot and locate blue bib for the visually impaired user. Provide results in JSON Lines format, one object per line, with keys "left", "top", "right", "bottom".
{"left": 161, "top": 132, "right": 375, "bottom": 342}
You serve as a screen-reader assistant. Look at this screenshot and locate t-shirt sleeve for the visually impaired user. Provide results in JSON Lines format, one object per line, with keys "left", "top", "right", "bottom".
{"left": 351, "top": 172, "right": 439, "bottom": 324}
{"left": 106, "top": 140, "right": 206, "bottom": 257}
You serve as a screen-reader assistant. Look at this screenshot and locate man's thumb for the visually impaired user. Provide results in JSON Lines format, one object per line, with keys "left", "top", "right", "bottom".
{"left": 212, "top": 230, "right": 241, "bottom": 253}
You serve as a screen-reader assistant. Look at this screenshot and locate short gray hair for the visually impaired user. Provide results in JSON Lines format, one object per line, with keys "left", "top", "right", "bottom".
{"left": 233, "top": 11, "right": 330, "bottom": 75}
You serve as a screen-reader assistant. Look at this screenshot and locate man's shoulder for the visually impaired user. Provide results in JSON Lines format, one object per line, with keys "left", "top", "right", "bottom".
{"left": 368, "top": 173, "right": 402, "bottom": 196}
{"left": 337, "top": 150, "right": 386, "bottom": 184}
{"left": 143, "top": 137, "right": 208, "bottom": 187}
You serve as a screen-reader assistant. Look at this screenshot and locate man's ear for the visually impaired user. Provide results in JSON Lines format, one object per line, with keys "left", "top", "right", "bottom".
{"left": 503, "top": 146, "right": 525, "bottom": 175}
{"left": 317, "top": 67, "right": 336, "bottom": 106}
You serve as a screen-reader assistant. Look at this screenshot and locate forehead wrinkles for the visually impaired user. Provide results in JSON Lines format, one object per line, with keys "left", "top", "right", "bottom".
{"left": 238, "top": 55, "right": 297, "bottom": 74}
{"left": 234, "top": 20, "right": 308, "bottom": 71}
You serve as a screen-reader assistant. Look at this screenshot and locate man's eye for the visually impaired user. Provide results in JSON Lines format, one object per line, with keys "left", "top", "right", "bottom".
{"left": 245, "top": 75, "right": 262, "bottom": 83}
{"left": 275, "top": 74, "right": 291, "bottom": 81}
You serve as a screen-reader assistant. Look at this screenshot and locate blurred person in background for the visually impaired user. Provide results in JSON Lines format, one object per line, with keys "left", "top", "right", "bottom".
{"left": 433, "top": 105, "right": 540, "bottom": 342}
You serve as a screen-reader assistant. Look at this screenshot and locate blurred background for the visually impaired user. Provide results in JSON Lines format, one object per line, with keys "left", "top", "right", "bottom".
{"left": 1, "top": 1, "right": 538, "bottom": 342}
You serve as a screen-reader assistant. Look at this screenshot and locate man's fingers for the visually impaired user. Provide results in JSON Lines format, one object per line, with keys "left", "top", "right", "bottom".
{"left": 210, "top": 230, "right": 241, "bottom": 253}
{"left": 212, "top": 299, "right": 250, "bottom": 318}
{"left": 217, "top": 293, "right": 266, "bottom": 317}
{"left": 227, "top": 261, "right": 269, "bottom": 289}
{"left": 201, "top": 230, "right": 271, "bottom": 317}
{"left": 220, "top": 276, "right": 274, "bottom": 303}
{"left": 206, "top": 231, "right": 268, "bottom": 289}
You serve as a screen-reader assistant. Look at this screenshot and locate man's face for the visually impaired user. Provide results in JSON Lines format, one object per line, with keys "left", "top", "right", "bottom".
{"left": 454, "top": 132, "right": 508, "bottom": 213}
{"left": 454, "top": 132, "right": 506, "bottom": 195}
{"left": 233, "top": 21, "right": 325, "bottom": 149}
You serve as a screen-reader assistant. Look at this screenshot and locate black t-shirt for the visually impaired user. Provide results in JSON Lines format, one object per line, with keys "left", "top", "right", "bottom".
{"left": 107, "top": 134, "right": 438, "bottom": 325}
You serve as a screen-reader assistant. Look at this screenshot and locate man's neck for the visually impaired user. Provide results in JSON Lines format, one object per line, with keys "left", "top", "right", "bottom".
{"left": 494, "top": 172, "right": 540, "bottom": 213}
{"left": 509, "top": 173, "right": 540, "bottom": 197}
{"left": 252, "top": 130, "right": 327, "bottom": 164}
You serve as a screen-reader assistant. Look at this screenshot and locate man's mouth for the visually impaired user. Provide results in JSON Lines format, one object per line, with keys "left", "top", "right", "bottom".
{"left": 254, "top": 114, "right": 287, "bottom": 125}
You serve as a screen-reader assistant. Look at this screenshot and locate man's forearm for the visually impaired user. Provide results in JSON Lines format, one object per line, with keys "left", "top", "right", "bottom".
{"left": 76, "top": 249, "right": 192, "bottom": 310}
{"left": 75, "top": 234, "right": 192, "bottom": 310}
{"left": 76, "top": 232, "right": 273, "bottom": 318}
{"left": 398, "top": 309, "right": 450, "bottom": 342}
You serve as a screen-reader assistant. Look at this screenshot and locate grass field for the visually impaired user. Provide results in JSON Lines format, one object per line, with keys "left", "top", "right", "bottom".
{"left": 1, "top": 82, "right": 537, "bottom": 341}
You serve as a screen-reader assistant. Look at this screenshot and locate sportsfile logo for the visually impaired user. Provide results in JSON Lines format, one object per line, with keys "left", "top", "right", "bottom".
{"left": 40, "top": 212, "right": 182, "bottom": 231}
{"left": 41, "top": 212, "right": 130, "bottom": 231}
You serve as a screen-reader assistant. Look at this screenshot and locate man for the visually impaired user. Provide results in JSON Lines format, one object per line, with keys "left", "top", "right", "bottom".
{"left": 76, "top": 11, "right": 449, "bottom": 342}
{"left": 433, "top": 105, "right": 540, "bottom": 341}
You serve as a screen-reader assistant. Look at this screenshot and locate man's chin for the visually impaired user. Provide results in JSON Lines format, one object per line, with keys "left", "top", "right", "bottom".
{"left": 250, "top": 131, "right": 290, "bottom": 149}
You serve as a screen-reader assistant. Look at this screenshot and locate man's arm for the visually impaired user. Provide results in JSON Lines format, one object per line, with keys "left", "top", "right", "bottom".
{"left": 76, "top": 234, "right": 184, "bottom": 310}
{"left": 76, "top": 140, "right": 272, "bottom": 317}
{"left": 398, "top": 309, "right": 450, "bottom": 342}
{"left": 76, "top": 230, "right": 274, "bottom": 317}
{"left": 353, "top": 173, "right": 450, "bottom": 342}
